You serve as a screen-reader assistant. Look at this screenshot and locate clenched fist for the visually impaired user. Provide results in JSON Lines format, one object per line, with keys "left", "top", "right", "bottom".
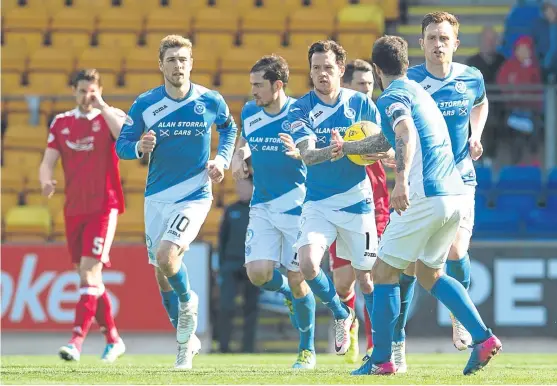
{"left": 139, "top": 130, "right": 157, "bottom": 154}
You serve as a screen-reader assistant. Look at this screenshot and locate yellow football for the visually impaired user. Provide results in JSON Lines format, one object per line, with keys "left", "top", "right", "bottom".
{"left": 343, "top": 121, "right": 382, "bottom": 166}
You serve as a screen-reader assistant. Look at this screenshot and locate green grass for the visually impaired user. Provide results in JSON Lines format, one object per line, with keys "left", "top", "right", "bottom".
{"left": 2, "top": 354, "right": 556, "bottom": 384}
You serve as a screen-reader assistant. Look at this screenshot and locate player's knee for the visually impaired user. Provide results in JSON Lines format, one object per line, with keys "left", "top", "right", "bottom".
{"left": 448, "top": 229, "right": 471, "bottom": 261}
{"left": 299, "top": 259, "right": 319, "bottom": 281}
{"left": 246, "top": 264, "right": 273, "bottom": 287}
{"left": 371, "top": 258, "right": 400, "bottom": 284}
{"left": 416, "top": 262, "right": 443, "bottom": 291}
{"left": 156, "top": 241, "right": 181, "bottom": 276}
{"left": 403, "top": 262, "right": 417, "bottom": 277}
{"left": 354, "top": 269, "right": 374, "bottom": 295}
{"left": 335, "top": 281, "right": 355, "bottom": 298}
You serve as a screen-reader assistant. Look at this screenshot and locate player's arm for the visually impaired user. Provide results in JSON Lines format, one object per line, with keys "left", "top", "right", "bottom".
{"left": 214, "top": 95, "right": 238, "bottom": 169}
{"left": 115, "top": 101, "right": 147, "bottom": 160}
{"left": 469, "top": 72, "right": 489, "bottom": 160}
{"left": 337, "top": 132, "right": 392, "bottom": 155}
{"left": 296, "top": 138, "right": 339, "bottom": 166}
{"left": 231, "top": 136, "right": 251, "bottom": 180}
{"left": 390, "top": 118, "right": 416, "bottom": 215}
{"left": 39, "top": 148, "right": 61, "bottom": 198}
{"left": 89, "top": 89, "right": 127, "bottom": 139}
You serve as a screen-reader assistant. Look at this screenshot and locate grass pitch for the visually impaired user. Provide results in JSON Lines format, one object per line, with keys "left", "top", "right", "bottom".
{"left": 2, "top": 353, "right": 556, "bottom": 384}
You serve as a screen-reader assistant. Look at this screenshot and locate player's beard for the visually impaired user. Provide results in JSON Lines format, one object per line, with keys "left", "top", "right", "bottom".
{"left": 165, "top": 73, "right": 187, "bottom": 88}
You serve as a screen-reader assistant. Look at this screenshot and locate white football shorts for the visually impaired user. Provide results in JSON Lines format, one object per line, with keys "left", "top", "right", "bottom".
{"left": 144, "top": 198, "right": 212, "bottom": 266}
{"left": 294, "top": 201, "right": 378, "bottom": 271}
{"left": 379, "top": 195, "right": 463, "bottom": 270}
{"left": 244, "top": 206, "right": 300, "bottom": 272}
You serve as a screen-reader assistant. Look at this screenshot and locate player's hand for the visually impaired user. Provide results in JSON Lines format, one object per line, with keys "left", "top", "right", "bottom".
{"left": 206, "top": 158, "right": 225, "bottom": 183}
{"left": 231, "top": 154, "right": 249, "bottom": 180}
{"left": 390, "top": 182, "right": 410, "bottom": 215}
{"left": 41, "top": 180, "right": 57, "bottom": 198}
{"left": 89, "top": 90, "right": 108, "bottom": 110}
{"left": 139, "top": 130, "right": 157, "bottom": 154}
{"left": 330, "top": 129, "right": 344, "bottom": 162}
{"left": 362, "top": 149, "right": 395, "bottom": 167}
{"left": 279, "top": 133, "right": 301, "bottom": 160}
{"left": 469, "top": 136, "right": 483, "bottom": 161}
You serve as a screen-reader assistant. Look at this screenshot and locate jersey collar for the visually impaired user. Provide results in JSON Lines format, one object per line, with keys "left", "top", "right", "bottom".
{"left": 163, "top": 82, "right": 194, "bottom": 102}
{"left": 73, "top": 108, "right": 101, "bottom": 120}
{"left": 422, "top": 62, "right": 454, "bottom": 81}
{"left": 262, "top": 97, "right": 292, "bottom": 118}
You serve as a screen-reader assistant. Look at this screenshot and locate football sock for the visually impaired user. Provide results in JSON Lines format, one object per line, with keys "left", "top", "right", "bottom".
{"left": 393, "top": 273, "right": 417, "bottom": 343}
{"left": 261, "top": 269, "right": 293, "bottom": 300}
{"left": 430, "top": 275, "right": 491, "bottom": 343}
{"left": 167, "top": 262, "right": 191, "bottom": 303}
{"left": 306, "top": 269, "right": 349, "bottom": 320}
{"left": 70, "top": 286, "right": 99, "bottom": 351}
{"left": 364, "top": 295, "right": 374, "bottom": 349}
{"left": 160, "top": 289, "right": 179, "bottom": 328}
{"left": 446, "top": 253, "right": 471, "bottom": 290}
{"left": 370, "top": 284, "right": 400, "bottom": 364}
{"left": 292, "top": 292, "right": 316, "bottom": 352}
{"left": 96, "top": 287, "right": 120, "bottom": 344}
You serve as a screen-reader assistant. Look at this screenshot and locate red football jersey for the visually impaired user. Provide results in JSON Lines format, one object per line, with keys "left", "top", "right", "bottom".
{"left": 366, "top": 162, "right": 390, "bottom": 224}
{"left": 47, "top": 108, "right": 125, "bottom": 217}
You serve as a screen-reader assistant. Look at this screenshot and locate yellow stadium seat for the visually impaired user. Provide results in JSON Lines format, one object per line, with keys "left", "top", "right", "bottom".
{"left": 145, "top": 31, "right": 192, "bottom": 49}
{"left": 119, "top": 0, "right": 163, "bottom": 12}
{"left": 286, "top": 73, "right": 311, "bottom": 97}
{"left": 97, "top": 8, "right": 144, "bottom": 31}
{"left": 122, "top": 162, "right": 148, "bottom": 192}
{"left": 3, "top": 31, "right": 45, "bottom": 51}
{"left": 28, "top": 47, "right": 75, "bottom": 73}
{"left": 165, "top": 0, "right": 207, "bottom": 13}
{"left": 145, "top": 7, "right": 192, "bottom": 34}
{"left": 1, "top": 46, "right": 28, "bottom": 73}
{"left": 124, "top": 192, "right": 144, "bottom": 212}
{"left": 124, "top": 72, "right": 164, "bottom": 93}
{"left": 193, "top": 8, "right": 239, "bottom": 33}
{"left": 225, "top": 99, "right": 247, "bottom": 119}
{"left": 261, "top": 0, "right": 303, "bottom": 13}
{"left": 51, "top": 210, "right": 66, "bottom": 241}
{"left": 3, "top": 127, "right": 48, "bottom": 151}
{"left": 241, "top": 9, "right": 287, "bottom": 33}
{"left": 191, "top": 48, "right": 220, "bottom": 73}
{"left": 98, "top": 71, "right": 119, "bottom": 93}
{"left": 192, "top": 72, "right": 215, "bottom": 87}
{"left": 27, "top": 72, "right": 71, "bottom": 95}
{"left": 5, "top": 111, "right": 31, "bottom": 125}
{"left": 289, "top": 7, "right": 336, "bottom": 34}
{"left": 1, "top": 191, "right": 22, "bottom": 216}
{"left": 78, "top": 47, "right": 124, "bottom": 73}
{"left": 274, "top": 47, "right": 310, "bottom": 73}
{"left": 115, "top": 209, "right": 144, "bottom": 238}
{"left": 26, "top": 165, "right": 66, "bottom": 193}
{"left": 220, "top": 47, "right": 262, "bottom": 72}
{"left": 337, "top": 32, "right": 377, "bottom": 59}
{"left": 218, "top": 73, "right": 252, "bottom": 97}
{"left": 194, "top": 32, "right": 236, "bottom": 52}
{"left": 97, "top": 32, "right": 140, "bottom": 49}
{"left": 309, "top": 0, "right": 349, "bottom": 13}
{"left": 4, "top": 205, "right": 52, "bottom": 242}
{"left": 289, "top": 32, "right": 331, "bottom": 49}
{"left": 1, "top": 0, "right": 22, "bottom": 13}
{"left": 1, "top": 72, "right": 24, "bottom": 94}
{"left": 50, "top": 7, "right": 96, "bottom": 32}
{"left": 372, "top": 0, "right": 399, "bottom": 21}
{"left": 3, "top": 7, "right": 50, "bottom": 30}
{"left": 25, "top": 192, "right": 65, "bottom": 216}
{"left": 123, "top": 47, "right": 156, "bottom": 71}
{"left": 199, "top": 207, "right": 223, "bottom": 246}
{"left": 336, "top": 4, "right": 385, "bottom": 35}
{"left": 52, "top": 99, "right": 78, "bottom": 115}
{"left": 1, "top": 167, "right": 25, "bottom": 192}
{"left": 50, "top": 31, "right": 92, "bottom": 52}
{"left": 241, "top": 32, "right": 283, "bottom": 51}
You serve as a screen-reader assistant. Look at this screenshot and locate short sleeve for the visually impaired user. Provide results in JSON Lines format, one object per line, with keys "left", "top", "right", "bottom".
{"left": 361, "top": 96, "right": 382, "bottom": 127}
{"left": 47, "top": 117, "right": 60, "bottom": 151}
{"left": 472, "top": 68, "right": 487, "bottom": 107}
{"left": 214, "top": 92, "right": 233, "bottom": 129}
{"left": 379, "top": 91, "right": 412, "bottom": 130}
{"left": 287, "top": 102, "right": 316, "bottom": 145}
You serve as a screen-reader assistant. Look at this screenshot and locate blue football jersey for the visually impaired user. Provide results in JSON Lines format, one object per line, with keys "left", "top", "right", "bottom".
{"left": 407, "top": 63, "right": 486, "bottom": 187}
{"left": 376, "top": 78, "right": 465, "bottom": 198}
{"left": 241, "top": 98, "right": 306, "bottom": 215}
{"left": 116, "top": 83, "right": 237, "bottom": 203}
{"left": 288, "top": 88, "right": 381, "bottom": 214}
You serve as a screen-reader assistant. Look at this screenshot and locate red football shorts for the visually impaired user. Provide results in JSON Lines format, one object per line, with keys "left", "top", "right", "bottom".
{"left": 329, "top": 216, "right": 388, "bottom": 271}
{"left": 65, "top": 208, "right": 119, "bottom": 267}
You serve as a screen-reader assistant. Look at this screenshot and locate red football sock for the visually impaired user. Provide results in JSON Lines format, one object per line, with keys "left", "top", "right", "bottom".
{"left": 96, "top": 288, "right": 120, "bottom": 344}
{"left": 340, "top": 290, "right": 356, "bottom": 310}
{"left": 69, "top": 287, "right": 99, "bottom": 352}
{"left": 365, "top": 307, "right": 374, "bottom": 350}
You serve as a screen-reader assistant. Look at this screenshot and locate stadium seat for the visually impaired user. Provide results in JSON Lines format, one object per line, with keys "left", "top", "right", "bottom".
{"left": 3, "top": 7, "right": 50, "bottom": 31}
{"left": 28, "top": 47, "right": 75, "bottom": 73}
{"left": 123, "top": 47, "right": 156, "bottom": 72}
{"left": 194, "top": 32, "right": 236, "bottom": 52}
{"left": 50, "top": 31, "right": 92, "bottom": 52}
{"left": 1, "top": 72, "right": 25, "bottom": 94}
{"left": 124, "top": 73, "right": 164, "bottom": 93}
{"left": 260, "top": 0, "right": 304, "bottom": 13}
{"left": 192, "top": 72, "right": 216, "bottom": 87}
{"left": 164, "top": 0, "right": 208, "bottom": 13}
{"left": 547, "top": 168, "right": 557, "bottom": 190}
{"left": 474, "top": 209, "right": 521, "bottom": 238}
{"left": 115, "top": 209, "right": 144, "bottom": 240}
{"left": 1, "top": 46, "right": 28, "bottom": 73}
{"left": 25, "top": 192, "right": 65, "bottom": 216}
{"left": 27, "top": 72, "right": 72, "bottom": 95}
{"left": 97, "top": 8, "right": 144, "bottom": 31}
{"left": 145, "top": 31, "right": 190, "bottom": 49}
{"left": 193, "top": 8, "right": 239, "bottom": 34}
{"left": 118, "top": 0, "right": 163, "bottom": 12}
{"left": 475, "top": 166, "right": 492, "bottom": 192}
{"left": 361, "top": 0, "right": 399, "bottom": 20}
{"left": 124, "top": 192, "right": 145, "bottom": 212}
{"left": 289, "top": 8, "right": 336, "bottom": 34}
{"left": 286, "top": 73, "right": 311, "bottom": 97}
{"left": 241, "top": 32, "right": 284, "bottom": 51}
{"left": 50, "top": 7, "right": 96, "bottom": 33}
{"left": 220, "top": 47, "right": 264, "bottom": 72}
{"left": 309, "top": 0, "right": 351, "bottom": 12}
{"left": 3, "top": 205, "right": 52, "bottom": 242}
{"left": 336, "top": 4, "right": 385, "bottom": 35}
{"left": 1, "top": 167, "right": 26, "bottom": 192}
{"left": 190, "top": 48, "right": 219, "bottom": 73}
{"left": 78, "top": 47, "right": 124, "bottom": 73}
{"left": 496, "top": 166, "right": 542, "bottom": 191}
{"left": 145, "top": 7, "right": 193, "bottom": 35}
{"left": 241, "top": 9, "right": 287, "bottom": 34}
{"left": 289, "top": 32, "right": 331, "bottom": 49}
{"left": 474, "top": 192, "right": 489, "bottom": 211}
{"left": 496, "top": 193, "right": 539, "bottom": 217}
{"left": 199, "top": 207, "right": 223, "bottom": 246}
{"left": 218, "top": 73, "right": 251, "bottom": 97}
{"left": 52, "top": 210, "right": 66, "bottom": 242}
{"left": 275, "top": 47, "right": 311, "bottom": 73}
{"left": 525, "top": 209, "right": 557, "bottom": 238}
{"left": 122, "top": 162, "right": 149, "bottom": 192}
{"left": 3, "top": 31, "right": 45, "bottom": 51}
{"left": 97, "top": 32, "right": 140, "bottom": 50}
{"left": 3, "top": 128, "right": 47, "bottom": 151}
{"left": 336, "top": 32, "right": 376, "bottom": 59}
{"left": 1, "top": 191, "right": 22, "bottom": 216}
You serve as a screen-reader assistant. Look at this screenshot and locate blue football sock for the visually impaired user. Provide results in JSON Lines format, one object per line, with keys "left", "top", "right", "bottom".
{"left": 293, "top": 293, "right": 316, "bottom": 352}
{"left": 261, "top": 269, "right": 292, "bottom": 300}
{"left": 167, "top": 262, "right": 191, "bottom": 303}
{"left": 393, "top": 273, "right": 417, "bottom": 343}
{"left": 370, "top": 284, "right": 400, "bottom": 364}
{"left": 446, "top": 253, "right": 471, "bottom": 290}
{"left": 306, "top": 269, "right": 349, "bottom": 320}
{"left": 431, "top": 275, "right": 491, "bottom": 343}
{"left": 160, "top": 290, "right": 179, "bottom": 328}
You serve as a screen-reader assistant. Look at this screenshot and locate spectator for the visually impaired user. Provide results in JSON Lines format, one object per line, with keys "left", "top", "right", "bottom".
{"left": 467, "top": 26, "right": 507, "bottom": 162}
{"left": 497, "top": 35, "right": 543, "bottom": 164}
{"left": 540, "top": 1, "right": 557, "bottom": 80}
{"left": 217, "top": 177, "right": 259, "bottom": 353}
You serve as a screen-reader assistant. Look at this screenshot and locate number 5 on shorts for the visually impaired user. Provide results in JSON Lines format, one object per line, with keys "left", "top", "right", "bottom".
{"left": 92, "top": 237, "right": 105, "bottom": 255}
